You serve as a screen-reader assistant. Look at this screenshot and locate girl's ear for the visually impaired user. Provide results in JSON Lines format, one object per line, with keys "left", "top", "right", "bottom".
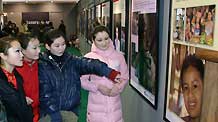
{"left": 45, "top": 44, "right": 50, "bottom": 50}
{"left": 0, "top": 53, "right": 7, "bottom": 60}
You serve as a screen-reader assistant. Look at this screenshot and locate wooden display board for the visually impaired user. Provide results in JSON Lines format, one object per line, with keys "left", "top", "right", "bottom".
{"left": 164, "top": 0, "right": 218, "bottom": 122}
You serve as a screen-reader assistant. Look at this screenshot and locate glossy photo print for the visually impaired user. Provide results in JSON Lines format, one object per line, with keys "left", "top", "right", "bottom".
{"left": 113, "top": 0, "right": 128, "bottom": 59}
{"left": 165, "top": 43, "right": 218, "bottom": 122}
{"left": 185, "top": 5, "right": 215, "bottom": 46}
{"left": 101, "top": 1, "right": 110, "bottom": 29}
{"left": 165, "top": 44, "right": 200, "bottom": 122}
{"left": 130, "top": 0, "right": 158, "bottom": 108}
{"left": 164, "top": 0, "right": 218, "bottom": 121}
{"left": 173, "top": 8, "right": 185, "bottom": 41}
{"left": 114, "top": 13, "right": 122, "bottom": 52}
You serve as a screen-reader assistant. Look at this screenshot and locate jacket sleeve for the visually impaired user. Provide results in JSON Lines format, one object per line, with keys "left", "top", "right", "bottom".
{"left": 75, "top": 57, "right": 119, "bottom": 82}
{"left": 114, "top": 55, "right": 129, "bottom": 93}
{"left": 80, "top": 75, "right": 98, "bottom": 93}
{"left": 39, "top": 65, "right": 59, "bottom": 114}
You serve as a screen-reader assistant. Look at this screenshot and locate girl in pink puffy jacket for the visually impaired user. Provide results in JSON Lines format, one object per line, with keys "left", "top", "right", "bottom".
{"left": 81, "top": 25, "right": 129, "bottom": 122}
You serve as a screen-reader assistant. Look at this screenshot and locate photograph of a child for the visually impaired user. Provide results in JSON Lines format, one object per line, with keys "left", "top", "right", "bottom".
{"left": 131, "top": 12, "right": 158, "bottom": 96}
{"left": 167, "top": 44, "right": 204, "bottom": 122}
{"left": 185, "top": 5, "right": 215, "bottom": 46}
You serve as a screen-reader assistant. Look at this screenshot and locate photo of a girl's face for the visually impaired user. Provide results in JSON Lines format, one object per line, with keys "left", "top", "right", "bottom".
{"left": 182, "top": 65, "right": 203, "bottom": 118}
{"left": 132, "top": 12, "right": 139, "bottom": 35}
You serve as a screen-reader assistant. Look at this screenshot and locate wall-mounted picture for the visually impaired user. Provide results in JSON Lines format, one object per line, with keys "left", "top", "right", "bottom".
{"left": 80, "top": 11, "right": 85, "bottom": 35}
{"left": 121, "top": 27, "right": 126, "bottom": 53}
{"left": 114, "top": 13, "right": 122, "bottom": 52}
{"left": 164, "top": 0, "right": 218, "bottom": 122}
{"left": 96, "top": 4, "right": 102, "bottom": 25}
{"left": 165, "top": 43, "right": 218, "bottom": 122}
{"left": 130, "top": 0, "right": 158, "bottom": 108}
{"left": 113, "top": 0, "right": 127, "bottom": 56}
{"left": 185, "top": 5, "right": 215, "bottom": 46}
{"left": 102, "top": 1, "right": 110, "bottom": 29}
{"left": 173, "top": 8, "right": 185, "bottom": 41}
{"left": 87, "top": 8, "right": 94, "bottom": 41}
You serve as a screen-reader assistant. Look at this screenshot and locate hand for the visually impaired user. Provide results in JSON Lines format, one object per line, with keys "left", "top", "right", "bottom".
{"left": 114, "top": 74, "right": 122, "bottom": 84}
{"left": 98, "top": 84, "right": 111, "bottom": 96}
{"left": 109, "top": 84, "right": 120, "bottom": 97}
{"left": 26, "top": 96, "right": 33, "bottom": 105}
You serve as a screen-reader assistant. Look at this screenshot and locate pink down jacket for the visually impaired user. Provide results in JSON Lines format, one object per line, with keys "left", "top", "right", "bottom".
{"left": 81, "top": 39, "right": 129, "bottom": 122}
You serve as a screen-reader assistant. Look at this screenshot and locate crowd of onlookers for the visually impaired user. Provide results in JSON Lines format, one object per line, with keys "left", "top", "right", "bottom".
{"left": 0, "top": 20, "right": 66, "bottom": 43}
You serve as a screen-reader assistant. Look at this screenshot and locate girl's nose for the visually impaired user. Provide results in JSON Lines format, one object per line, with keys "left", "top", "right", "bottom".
{"left": 188, "top": 89, "right": 194, "bottom": 98}
{"left": 20, "top": 51, "right": 24, "bottom": 57}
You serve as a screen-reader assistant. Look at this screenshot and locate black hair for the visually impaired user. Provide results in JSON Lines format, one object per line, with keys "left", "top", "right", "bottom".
{"left": 92, "top": 25, "right": 110, "bottom": 40}
{"left": 69, "top": 34, "right": 78, "bottom": 42}
{"left": 180, "top": 55, "right": 204, "bottom": 87}
{"left": 0, "top": 36, "right": 18, "bottom": 55}
{"left": 0, "top": 36, "right": 19, "bottom": 65}
{"left": 17, "top": 33, "right": 38, "bottom": 50}
{"left": 44, "top": 29, "right": 65, "bottom": 46}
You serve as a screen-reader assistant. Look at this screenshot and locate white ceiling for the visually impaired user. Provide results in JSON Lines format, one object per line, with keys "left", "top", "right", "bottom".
{"left": 3, "top": 0, "right": 79, "bottom": 3}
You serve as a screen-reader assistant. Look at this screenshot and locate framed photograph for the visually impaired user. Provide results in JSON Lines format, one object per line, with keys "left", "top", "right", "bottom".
{"left": 87, "top": 7, "right": 94, "bottom": 41}
{"left": 164, "top": 0, "right": 218, "bottom": 122}
{"left": 129, "top": 0, "right": 159, "bottom": 109}
{"left": 80, "top": 10, "right": 85, "bottom": 35}
{"left": 101, "top": 1, "right": 111, "bottom": 30}
{"left": 96, "top": 4, "right": 102, "bottom": 25}
{"left": 113, "top": 0, "right": 128, "bottom": 58}
{"left": 113, "top": 13, "right": 122, "bottom": 52}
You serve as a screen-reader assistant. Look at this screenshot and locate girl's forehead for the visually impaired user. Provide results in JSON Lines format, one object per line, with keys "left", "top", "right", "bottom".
{"left": 96, "top": 31, "right": 109, "bottom": 36}
{"left": 53, "top": 37, "right": 65, "bottom": 44}
{"left": 10, "top": 40, "right": 21, "bottom": 47}
{"left": 30, "top": 38, "right": 39, "bottom": 42}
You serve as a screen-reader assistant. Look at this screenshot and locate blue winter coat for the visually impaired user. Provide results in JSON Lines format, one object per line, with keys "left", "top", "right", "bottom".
{"left": 38, "top": 52, "right": 114, "bottom": 116}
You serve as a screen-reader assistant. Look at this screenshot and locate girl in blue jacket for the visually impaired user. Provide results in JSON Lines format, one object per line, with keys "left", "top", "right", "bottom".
{"left": 39, "top": 30, "right": 120, "bottom": 122}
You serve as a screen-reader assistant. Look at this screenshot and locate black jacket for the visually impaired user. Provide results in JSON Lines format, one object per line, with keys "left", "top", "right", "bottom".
{"left": 0, "top": 68, "right": 33, "bottom": 122}
{"left": 39, "top": 52, "right": 114, "bottom": 115}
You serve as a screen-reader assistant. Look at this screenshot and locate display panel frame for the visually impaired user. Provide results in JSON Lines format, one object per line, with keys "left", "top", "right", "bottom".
{"left": 129, "top": 0, "right": 159, "bottom": 109}
{"left": 112, "top": 0, "right": 129, "bottom": 61}
{"left": 164, "top": 0, "right": 218, "bottom": 122}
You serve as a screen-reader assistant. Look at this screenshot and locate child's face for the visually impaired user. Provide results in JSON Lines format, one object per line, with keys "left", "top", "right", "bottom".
{"left": 46, "top": 36, "right": 66, "bottom": 56}
{"left": 3, "top": 41, "right": 23, "bottom": 67}
{"left": 182, "top": 66, "right": 203, "bottom": 118}
{"left": 207, "top": 12, "right": 212, "bottom": 20}
{"left": 93, "top": 31, "right": 110, "bottom": 51}
{"left": 22, "top": 38, "right": 40, "bottom": 61}
{"left": 73, "top": 39, "right": 80, "bottom": 46}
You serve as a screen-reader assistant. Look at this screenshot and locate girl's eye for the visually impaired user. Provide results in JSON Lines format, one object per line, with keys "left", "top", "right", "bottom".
{"left": 15, "top": 49, "right": 21, "bottom": 53}
{"left": 97, "top": 39, "right": 102, "bottom": 42}
{"left": 193, "top": 81, "right": 199, "bottom": 89}
{"left": 183, "top": 84, "right": 188, "bottom": 91}
{"left": 193, "top": 84, "right": 198, "bottom": 88}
